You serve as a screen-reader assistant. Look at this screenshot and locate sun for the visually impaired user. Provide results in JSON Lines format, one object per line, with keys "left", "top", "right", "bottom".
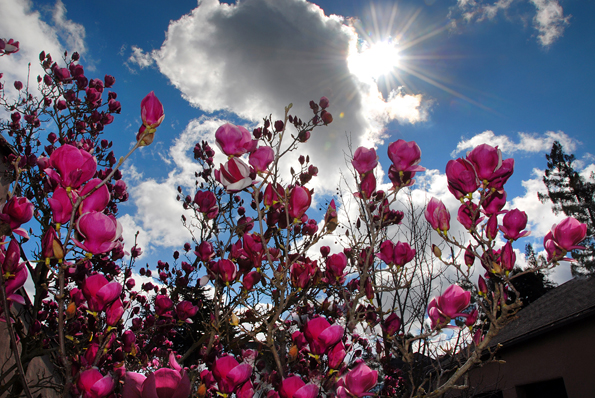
{"left": 344, "top": 2, "right": 493, "bottom": 112}
{"left": 348, "top": 39, "right": 401, "bottom": 80}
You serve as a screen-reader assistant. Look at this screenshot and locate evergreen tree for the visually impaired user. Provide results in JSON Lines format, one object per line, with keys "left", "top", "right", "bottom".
{"left": 538, "top": 141, "right": 595, "bottom": 275}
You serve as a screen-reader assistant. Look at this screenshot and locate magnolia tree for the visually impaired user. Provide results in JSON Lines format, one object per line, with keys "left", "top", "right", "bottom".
{"left": 0, "top": 42, "right": 589, "bottom": 398}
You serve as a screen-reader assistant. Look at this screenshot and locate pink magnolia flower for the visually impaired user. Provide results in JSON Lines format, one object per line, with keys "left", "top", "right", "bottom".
{"left": 387, "top": 140, "right": 425, "bottom": 173}
{"left": 141, "top": 91, "right": 165, "bottom": 129}
{"left": 387, "top": 165, "right": 416, "bottom": 189}
{"left": 79, "top": 178, "right": 110, "bottom": 214}
{"left": 544, "top": 217, "right": 588, "bottom": 262}
{"left": 155, "top": 295, "right": 174, "bottom": 316}
{"left": 500, "top": 241, "right": 516, "bottom": 272}
{"left": 106, "top": 298, "right": 124, "bottom": 326}
{"left": 352, "top": 147, "right": 378, "bottom": 175}
{"left": 325, "top": 252, "right": 347, "bottom": 285}
{"left": 85, "top": 88, "right": 101, "bottom": 105}
{"left": 328, "top": 341, "right": 347, "bottom": 369}
{"left": 488, "top": 158, "right": 515, "bottom": 191}
{"left": 264, "top": 183, "right": 285, "bottom": 207}
{"left": 122, "top": 331, "right": 136, "bottom": 353}
{"left": 78, "top": 369, "right": 114, "bottom": 398}
{"left": 54, "top": 67, "right": 71, "bottom": 82}
{"left": 0, "top": 240, "right": 28, "bottom": 314}
{"left": 249, "top": 146, "right": 274, "bottom": 173}
{"left": 382, "top": 313, "right": 402, "bottom": 336}
{"left": 237, "top": 381, "right": 254, "bottom": 398}
{"left": 104, "top": 75, "right": 115, "bottom": 88}
{"left": 41, "top": 226, "right": 64, "bottom": 261}
{"left": 194, "top": 190, "right": 219, "bottom": 219}
{"left": 176, "top": 301, "right": 198, "bottom": 322}
{"left": 195, "top": 241, "right": 215, "bottom": 262}
{"left": 465, "top": 309, "right": 479, "bottom": 327}
{"left": 478, "top": 275, "right": 488, "bottom": 296}
{"left": 436, "top": 284, "right": 471, "bottom": 318}
{"left": 544, "top": 232, "right": 564, "bottom": 262}
{"left": 445, "top": 158, "right": 480, "bottom": 198}
{"left": 290, "top": 260, "right": 318, "bottom": 289}
{"left": 482, "top": 190, "right": 507, "bottom": 215}
{"left": 457, "top": 202, "right": 484, "bottom": 230}
{"left": 243, "top": 271, "right": 261, "bottom": 290}
{"left": 500, "top": 209, "right": 530, "bottom": 240}
{"left": 466, "top": 144, "right": 502, "bottom": 181}
{"left": 82, "top": 274, "right": 122, "bottom": 312}
{"left": 279, "top": 376, "right": 319, "bottom": 398}
{"left": 0, "top": 196, "right": 33, "bottom": 230}
{"left": 212, "top": 355, "right": 253, "bottom": 395}
{"left": 336, "top": 362, "right": 378, "bottom": 398}
{"left": 0, "top": 39, "right": 19, "bottom": 55}
{"left": 428, "top": 284, "right": 471, "bottom": 328}
{"left": 215, "top": 157, "right": 254, "bottom": 193}
{"left": 215, "top": 123, "right": 257, "bottom": 157}
{"left": 122, "top": 368, "right": 191, "bottom": 398}
{"left": 424, "top": 198, "right": 450, "bottom": 232}
{"left": 551, "top": 216, "right": 587, "bottom": 251}
{"left": 486, "top": 215, "right": 498, "bottom": 241}
{"left": 376, "top": 240, "right": 415, "bottom": 267}
{"left": 73, "top": 211, "right": 122, "bottom": 255}
{"left": 48, "top": 187, "right": 77, "bottom": 224}
{"left": 324, "top": 199, "right": 338, "bottom": 231}
{"left": 288, "top": 186, "right": 312, "bottom": 221}
{"left": 354, "top": 172, "right": 376, "bottom": 200}
{"left": 292, "top": 330, "right": 308, "bottom": 350}
{"left": 213, "top": 259, "right": 237, "bottom": 285}
{"left": 47, "top": 144, "right": 97, "bottom": 189}
{"left": 304, "top": 316, "right": 344, "bottom": 355}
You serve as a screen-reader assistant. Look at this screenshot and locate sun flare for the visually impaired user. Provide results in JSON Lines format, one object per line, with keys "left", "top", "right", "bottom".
{"left": 348, "top": 39, "right": 401, "bottom": 80}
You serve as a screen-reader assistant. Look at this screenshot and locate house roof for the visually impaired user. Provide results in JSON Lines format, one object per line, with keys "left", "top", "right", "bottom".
{"left": 489, "top": 275, "right": 595, "bottom": 349}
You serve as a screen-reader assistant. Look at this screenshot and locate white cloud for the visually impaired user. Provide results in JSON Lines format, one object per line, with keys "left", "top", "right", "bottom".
{"left": 580, "top": 163, "right": 595, "bottom": 181}
{"left": 0, "top": 0, "right": 86, "bottom": 100}
{"left": 529, "top": 0, "right": 570, "bottom": 47}
{"left": 127, "top": 45, "right": 154, "bottom": 70}
{"left": 450, "top": 0, "right": 569, "bottom": 47}
{"left": 51, "top": 0, "right": 86, "bottom": 55}
{"left": 456, "top": 0, "right": 514, "bottom": 22}
{"left": 452, "top": 130, "right": 578, "bottom": 157}
{"left": 122, "top": 116, "right": 228, "bottom": 252}
{"left": 510, "top": 168, "right": 564, "bottom": 238}
{"left": 130, "top": 0, "right": 428, "bottom": 196}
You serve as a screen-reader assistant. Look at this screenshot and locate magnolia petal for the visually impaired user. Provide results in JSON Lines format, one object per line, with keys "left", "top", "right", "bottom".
{"left": 294, "top": 384, "right": 319, "bottom": 398}
{"left": 90, "top": 375, "right": 115, "bottom": 398}
{"left": 213, "top": 356, "right": 240, "bottom": 381}
{"left": 171, "top": 371, "right": 192, "bottom": 398}
{"left": 199, "top": 275, "right": 210, "bottom": 286}
{"left": 226, "top": 363, "right": 252, "bottom": 386}
{"left": 280, "top": 376, "right": 305, "bottom": 398}
{"left": 78, "top": 369, "right": 103, "bottom": 393}
{"left": 122, "top": 372, "right": 145, "bottom": 398}
{"left": 319, "top": 324, "right": 344, "bottom": 347}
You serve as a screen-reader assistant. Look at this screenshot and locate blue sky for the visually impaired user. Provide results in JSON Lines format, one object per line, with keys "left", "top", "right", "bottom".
{"left": 2, "top": 0, "right": 594, "bottom": 284}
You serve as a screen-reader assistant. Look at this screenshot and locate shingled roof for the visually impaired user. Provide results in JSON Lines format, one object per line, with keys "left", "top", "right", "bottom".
{"left": 489, "top": 276, "right": 595, "bottom": 349}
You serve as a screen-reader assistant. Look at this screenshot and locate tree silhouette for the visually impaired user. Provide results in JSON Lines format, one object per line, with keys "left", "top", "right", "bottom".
{"left": 538, "top": 141, "right": 595, "bottom": 275}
